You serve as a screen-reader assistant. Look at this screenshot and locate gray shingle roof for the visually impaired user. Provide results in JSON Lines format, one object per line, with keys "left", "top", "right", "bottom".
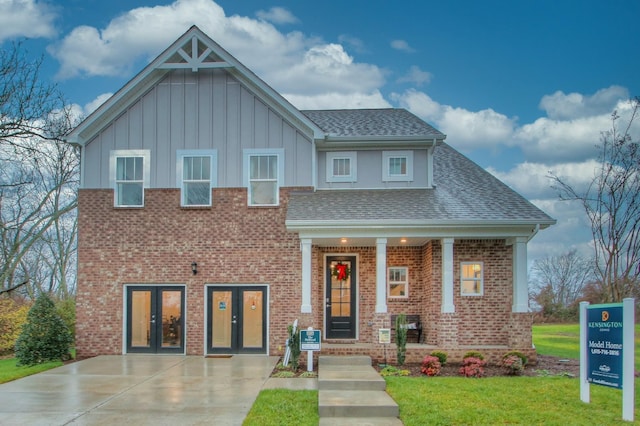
{"left": 286, "top": 143, "right": 555, "bottom": 226}
{"left": 301, "top": 109, "right": 445, "bottom": 139}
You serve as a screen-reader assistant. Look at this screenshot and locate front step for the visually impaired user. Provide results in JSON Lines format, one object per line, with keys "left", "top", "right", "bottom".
{"left": 319, "top": 355, "right": 372, "bottom": 366}
{"left": 318, "top": 390, "right": 399, "bottom": 418}
{"left": 319, "top": 364, "right": 387, "bottom": 391}
{"left": 320, "top": 416, "right": 404, "bottom": 425}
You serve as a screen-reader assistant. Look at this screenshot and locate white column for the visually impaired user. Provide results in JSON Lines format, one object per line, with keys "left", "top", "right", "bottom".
{"left": 376, "top": 238, "right": 388, "bottom": 313}
{"left": 300, "top": 238, "right": 312, "bottom": 313}
{"left": 512, "top": 237, "right": 529, "bottom": 313}
{"left": 441, "top": 238, "right": 455, "bottom": 313}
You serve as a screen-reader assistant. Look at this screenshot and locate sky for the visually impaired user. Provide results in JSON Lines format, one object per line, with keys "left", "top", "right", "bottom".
{"left": 1, "top": 0, "right": 639, "bottom": 267}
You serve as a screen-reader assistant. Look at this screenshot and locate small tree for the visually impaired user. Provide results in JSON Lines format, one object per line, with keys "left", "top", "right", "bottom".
{"left": 395, "top": 314, "right": 407, "bottom": 365}
{"left": 286, "top": 323, "right": 301, "bottom": 370}
{"left": 15, "top": 294, "right": 72, "bottom": 365}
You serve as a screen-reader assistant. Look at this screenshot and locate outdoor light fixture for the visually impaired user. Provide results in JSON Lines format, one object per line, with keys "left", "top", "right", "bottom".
{"left": 191, "top": 261, "right": 198, "bottom": 275}
{"left": 341, "top": 238, "right": 347, "bottom": 244}
{"left": 400, "top": 238, "right": 407, "bottom": 243}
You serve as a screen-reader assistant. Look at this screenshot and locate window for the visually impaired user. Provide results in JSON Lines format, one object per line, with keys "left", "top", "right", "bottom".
{"left": 388, "top": 267, "right": 409, "bottom": 298}
{"left": 243, "top": 149, "right": 284, "bottom": 206}
{"left": 110, "top": 150, "right": 150, "bottom": 207}
{"left": 461, "top": 262, "right": 483, "bottom": 296}
{"left": 326, "top": 151, "right": 357, "bottom": 182}
{"left": 177, "top": 150, "right": 217, "bottom": 207}
{"left": 383, "top": 151, "right": 413, "bottom": 182}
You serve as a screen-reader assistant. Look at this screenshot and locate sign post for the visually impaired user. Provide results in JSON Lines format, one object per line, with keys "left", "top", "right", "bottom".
{"left": 580, "top": 298, "right": 635, "bottom": 421}
{"left": 300, "top": 327, "right": 321, "bottom": 372}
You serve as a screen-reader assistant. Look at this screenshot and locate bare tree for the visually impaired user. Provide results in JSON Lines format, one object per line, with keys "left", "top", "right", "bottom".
{"left": 550, "top": 97, "right": 640, "bottom": 302}
{"left": 530, "top": 250, "right": 594, "bottom": 319}
{"left": 0, "top": 43, "right": 79, "bottom": 297}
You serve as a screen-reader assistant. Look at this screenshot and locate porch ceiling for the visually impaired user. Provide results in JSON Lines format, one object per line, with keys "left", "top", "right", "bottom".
{"left": 310, "top": 236, "right": 431, "bottom": 247}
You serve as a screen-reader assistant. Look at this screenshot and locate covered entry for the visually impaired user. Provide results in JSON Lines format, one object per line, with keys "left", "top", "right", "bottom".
{"left": 207, "top": 285, "right": 267, "bottom": 354}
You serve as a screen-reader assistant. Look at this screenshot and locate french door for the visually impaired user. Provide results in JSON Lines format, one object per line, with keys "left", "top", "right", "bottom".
{"left": 126, "top": 286, "right": 185, "bottom": 354}
{"left": 326, "top": 256, "right": 357, "bottom": 339}
{"left": 207, "top": 286, "right": 267, "bottom": 354}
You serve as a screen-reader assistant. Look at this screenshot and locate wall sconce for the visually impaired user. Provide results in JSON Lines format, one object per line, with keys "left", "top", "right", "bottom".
{"left": 191, "top": 261, "right": 198, "bottom": 275}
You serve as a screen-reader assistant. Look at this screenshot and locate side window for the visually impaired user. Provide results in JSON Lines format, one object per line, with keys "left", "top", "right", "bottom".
{"left": 243, "top": 149, "right": 284, "bottom": 206}
{"left": 110, "top": 150, "right": 150, "bottom": 207}
{"left": 382, "top": 151, "right": 413, "bottom": 182}
{"left": 461, "top": 262, "right": 483, "bottom": 296}
{"left": 388, "top": 267, "right": 409, "bottom": 298}
{"left": 177, "top": 150, "right": 217, "bottom": 207}
{"left": 326, "top": 151, "right": 357, "bottom": 182}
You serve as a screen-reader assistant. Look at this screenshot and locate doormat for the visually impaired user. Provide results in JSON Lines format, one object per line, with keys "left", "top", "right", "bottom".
{"left": 206, "top": 355, "right": 233, "bottom": 358}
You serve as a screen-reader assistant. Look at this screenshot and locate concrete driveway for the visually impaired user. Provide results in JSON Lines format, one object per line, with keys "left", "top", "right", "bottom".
{"left": 0, "top": 355, "right": 279, "bottom": 425}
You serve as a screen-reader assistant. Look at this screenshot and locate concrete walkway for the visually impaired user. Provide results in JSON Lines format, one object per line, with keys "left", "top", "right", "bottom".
{"left": 0, "top": 355, "right": 278, "bottom": 426}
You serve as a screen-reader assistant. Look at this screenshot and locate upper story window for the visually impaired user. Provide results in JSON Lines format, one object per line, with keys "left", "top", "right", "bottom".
{"left": 110, "top": 150, "right": 150, "bottom": 207}
{"left": 177, "top": 150, "right": 217, "bottom": 207}
{"left": 383, "top": 151, "right": 413, "bottom": 182}
{"left": 461, "top": 262, "right": 484, "bottom": 296}
{"left": 388, "top": 266, "right": 409, "bottom": 298}
{"left": 243, "top": 149, "right": 284, "bottom": 206}
{"left": 326, "top": 151, "right": 357, "bottom": 183}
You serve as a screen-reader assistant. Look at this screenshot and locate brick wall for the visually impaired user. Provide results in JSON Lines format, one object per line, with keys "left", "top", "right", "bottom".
{"left": 76, "top": 187, "right": 306, "bottom": 358}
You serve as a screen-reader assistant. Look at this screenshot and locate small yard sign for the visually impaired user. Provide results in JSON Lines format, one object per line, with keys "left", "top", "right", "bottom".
{"left": 300, "top": 329, "right": 321, "bottom": 351}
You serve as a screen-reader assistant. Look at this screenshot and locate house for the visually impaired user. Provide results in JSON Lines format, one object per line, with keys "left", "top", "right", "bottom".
{"left": 67, "top": 26, "right": 555, "bottom": 364}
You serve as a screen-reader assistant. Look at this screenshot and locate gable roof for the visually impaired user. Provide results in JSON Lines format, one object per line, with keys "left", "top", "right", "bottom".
{"left": 286, "top": 143, "right": 555, "bottom": 233}
{"left": 66, "top": 25, "right": 324, "bottom": 145}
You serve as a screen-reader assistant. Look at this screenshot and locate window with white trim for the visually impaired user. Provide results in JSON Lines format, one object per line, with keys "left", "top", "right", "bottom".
{"left": 243, "top": 149, "right": 284, "bottom": 206}
{"left": 177, "top": 150, "right": 217, "bottom": 207}
{"left": 110, "top": 150, "right": 150, "bottom": 207}
{"left": 388, "top": 267, "right": 409, "bottom": 298}
{"left": 382, "top": 151, "right": 413, "bottom": 182}
{"left": 461, "top": 262, "right": 483, "bottom": 296}
{"left": 326, "top": 151, "right": 357, "bottom": 182}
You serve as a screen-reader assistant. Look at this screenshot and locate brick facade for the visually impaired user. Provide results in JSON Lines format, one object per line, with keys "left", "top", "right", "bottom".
{"left": 77, "top": 188, "right": 534, "bottom": 364}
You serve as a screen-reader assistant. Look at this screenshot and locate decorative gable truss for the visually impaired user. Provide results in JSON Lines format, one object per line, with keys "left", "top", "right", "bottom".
{"left": 157, "top": 35, "right": 232, "bottom": 72}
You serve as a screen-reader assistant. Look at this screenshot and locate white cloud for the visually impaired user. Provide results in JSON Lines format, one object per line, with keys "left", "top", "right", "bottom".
{"left": 539, "top": 85, "right": 629, "bottom": 120}
{"left": 256, "top": 7, "right": 299, "bottom": 25}
{"left": 390, "top": 39, "right": 415, "bottom": 53}
{"left": 338, "top": 34, "right": 367, "bottom": 54}
{"left": 393, "top": 89, "right": 516, "bottom": 151}
{"left": 0, "top": 0, "right": 57, "bottom": 42}
{"left": 397, "top": 66, "right": 432, "bottom": 86}
{"left": 284, "top": 91, "right": 391, "bottom": 110}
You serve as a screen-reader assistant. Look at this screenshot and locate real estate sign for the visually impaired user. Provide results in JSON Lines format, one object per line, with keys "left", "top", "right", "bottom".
{"left": 586, "top": 303, "right": 623, "bottom": 389}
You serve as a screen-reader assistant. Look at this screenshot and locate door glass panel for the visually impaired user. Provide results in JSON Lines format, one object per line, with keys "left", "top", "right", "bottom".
{"left": 243, "top": 290, "right": 263, "bottom": 348}
{"left": 212, "top": 291, "right": 232, "bottom": 348}
{"left": 330, "top": 260, "right": 351, "bottom": 318}
{"left": 131, "top": 290, "right": 151, "bottom": 347}
{"left": 161, "top": 290, "right": 182, "bottom": 347}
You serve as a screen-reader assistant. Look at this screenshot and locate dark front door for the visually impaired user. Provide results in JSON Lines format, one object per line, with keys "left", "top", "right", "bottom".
{"left": 326, "top": 256, "right": 357, "bottom": 339}
{"left": 207, "top": 286, "right": 267, "bottom": 354}
{"left": 126, "top": 286, "right": 185, "bottom": 354}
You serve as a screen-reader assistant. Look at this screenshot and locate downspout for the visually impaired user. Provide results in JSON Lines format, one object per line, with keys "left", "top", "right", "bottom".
{"left": 427, "top": 138, "right": 437, "bottom": 188}
{"left": 311, "top": 137, "right": 317, "bottom": 191}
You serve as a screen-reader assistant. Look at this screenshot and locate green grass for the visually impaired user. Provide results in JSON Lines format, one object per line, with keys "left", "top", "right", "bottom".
{"left": 386, "top": 376, "right": 640, "bottom": 425}
{"left": 243, "top": 389, "right": 318, "bottom": 426}
{"left": 0, "top": 358, "right": 62, "bottom": 384}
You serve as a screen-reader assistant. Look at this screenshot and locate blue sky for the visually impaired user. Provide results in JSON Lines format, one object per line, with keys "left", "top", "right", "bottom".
{"left": 2, "top": 0, "right": 639, "bottom": 265}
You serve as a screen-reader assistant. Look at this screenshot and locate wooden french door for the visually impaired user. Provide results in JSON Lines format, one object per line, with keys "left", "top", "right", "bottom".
{"left": 126, "top": 286, "right": 185, "bottom": 354}
{"left": 207, "top": 286, "right": 267, "bottom": 354}
{"left": 326, "top": 256, "right": 357, "bottom": 339}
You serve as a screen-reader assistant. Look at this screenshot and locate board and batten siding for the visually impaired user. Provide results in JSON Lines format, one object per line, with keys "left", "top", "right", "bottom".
{"left": 82, "top": 68, "right": 313, "bottom": 189}
{"left": 317, "top": 149, "right": 429, "bottom": 189}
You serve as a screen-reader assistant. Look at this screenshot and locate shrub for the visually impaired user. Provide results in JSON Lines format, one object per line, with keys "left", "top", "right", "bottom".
{"left": 395, "top": 314, "right": 407, "bottom": 366}
{"left": 0, "top": 299, "right": 30, "bottom": 354}
{"left": 420, "top": 355, "right": 442, "bottom": 376}
{"left": 15, "top": 294, "right": 73, "bottom": 366}
{"left": 462, "top": 350, "right": 485, "bottom": 361}
{"left": 56, "top": 297, "right": 76, "bottom": 342}
{"left": 503, "top": 350, "right": 527, "bottom": 366}
{"left": 430, "top": 350, "right": 448, "bottom": 366}
{"left": 459, "top": 357, "right": 486, "bottom": 378}
{"left": 286, "top": 323, "right": 301, "bottom": 370}
{"left": 380, "top": 366, "right": 410, "bottom": 377}
{"left": 501, "top": 354, "right": 525, "bottom": 375}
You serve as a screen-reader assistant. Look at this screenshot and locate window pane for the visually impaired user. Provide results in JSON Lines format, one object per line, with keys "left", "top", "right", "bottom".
{"left": 462, "top": 280, "right": 480, "bottom": 294}
{"left": 133, "top": 157, "right": 143, "bottom": 180}
{"left": 184, "top": 182, "right": 210, "bottom": 205}
{"left": 333, "top": 158, "right": 351, "bottom": 176}
{"left": 116, "top": 157, "right": 125, "bottom": 180}
{"left": 389, "top": 157, "right": 407, "bottom": 175}
{"left": 462, "top": 263, "right": 482, "bottom": 279}
{"left": 268, "top": 155, "right": 277, "bottom": 179}
{"left": 250, "top": 181, "right": 276, "bottom": 205}
{"left": 118, "top": 183, "right": 143, "bottom": 206}
{"left": 389, "top": 283, "right": 406, "bottom": 297}
{"left": 183, "top": 157, "right": 192, "bottom": 180}
{"left": 201, "top": 156, "right": 210, "bottom": 179}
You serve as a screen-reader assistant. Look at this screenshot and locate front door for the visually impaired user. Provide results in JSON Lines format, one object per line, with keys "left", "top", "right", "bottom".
{"left": 326, "top": 256, "right": 357, "bottom": 339}
{"left": 207, "top": 286, "right": 267, "bottom": 354}
{"left": 126, "top": 286, "right": 185, "bottom": 354}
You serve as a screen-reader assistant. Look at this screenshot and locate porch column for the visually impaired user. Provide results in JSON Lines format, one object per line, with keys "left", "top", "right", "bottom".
{"left": 376, "top": 238, "right": 388, "bottom": 313}
{"left": 441, "top": 238, "right": 455, "bottom": 313}
{"left": 512, "top": 237, "right": 529, "bottom": 313}
{"left": 301, "top": 238, "right": 312, "bottom": 313}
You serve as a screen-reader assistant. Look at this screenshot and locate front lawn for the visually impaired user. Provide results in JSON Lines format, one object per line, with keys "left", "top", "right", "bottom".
{"left": 0, "top": 358, "right": 62, "bottom": 384}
